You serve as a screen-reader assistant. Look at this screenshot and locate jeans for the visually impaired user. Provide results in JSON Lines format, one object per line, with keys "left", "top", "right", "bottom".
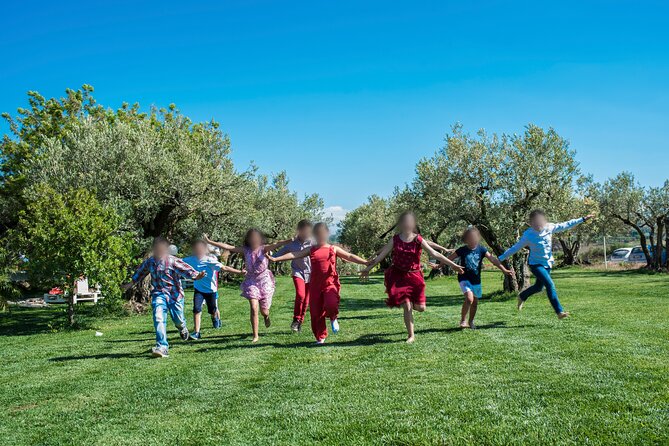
{"left": 519, "top": 265, "right": 564, "bottom": 314}
{"left": 152, "top": 294, "right": 187, "bottom": 349}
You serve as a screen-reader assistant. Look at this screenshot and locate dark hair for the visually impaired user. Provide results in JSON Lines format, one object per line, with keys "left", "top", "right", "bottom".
{"left": 152, "top": 236, "right": 170, "bottom": 247}
{"left": 461, "top": 225, "right": 480, "bottom": 242}
{"left": 313, "top": 222, "right": 329, "bottom": 233}
{"left": 192, "top": 239, "right": 208, "bottom": 249}
{"left": 379, "top": 211, "right": 421, "bottom": 239}
{"left": 243, "top": 228, "right": 266, "bottom": 247}
{"left": 297, "top": 219, "right": 313, "bottom": 230}
{"left": 529, "top": 209, "right": 547, "bottom": 220}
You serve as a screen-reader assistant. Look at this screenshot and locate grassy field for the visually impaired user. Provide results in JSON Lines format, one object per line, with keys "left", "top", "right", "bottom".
{"left": 1, "top": 268, "right": 668, "bottom": 446}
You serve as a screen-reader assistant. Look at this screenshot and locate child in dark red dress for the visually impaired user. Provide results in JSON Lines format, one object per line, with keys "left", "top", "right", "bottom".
{"left": 269, "top": 223, "right": 369, "bottom": 344}
{"left": 361, "top": 212, "right": 463, "bottom": 343}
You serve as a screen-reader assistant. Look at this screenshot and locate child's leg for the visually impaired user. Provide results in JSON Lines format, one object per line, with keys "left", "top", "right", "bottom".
{"left": 152, "top": 295, "right": 169, "bottom": 349}
{"left": 323, "top": 288, "right": 340, "bottom": 322}
{"left": 519, "top": 266, "right": 546, "bottom": 302}
{"left": 468, "top": 297, "right": 478, "bottom": 324}
{"left": 292, "top": 277, "right": 308, "bottom": 323}
{"left": 460, "top": 291, "right": 474, "bottom": 325}
{"left": 249, "top": 299, "right": 260, "bottom": 342}
{"left": 204, "top": 292, "right": 219, "bottom": 327}
{"left": 167, "top": 298, "right": 187, "bottom": 330}
{"left": 533, "top": 267, "right": 564, "bottom": 314}
{"left": 402, "top": 300, "right": 415, "bottom": 343}
{"left": 309, "top": 291, "right": 327, "bottom": 341}
{"left": 259, "top": 298, "right": 271, "bottom": 327}
{"left": 193, "top": 291, "right": 204, "bottom": 333}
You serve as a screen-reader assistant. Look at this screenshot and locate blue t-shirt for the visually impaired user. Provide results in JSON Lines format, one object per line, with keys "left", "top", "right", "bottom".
{"left": 183, "top": 255, "right": 222, "bottom": 294}
{"left": 455, "top": 245, "right": 488, "bottom": 285}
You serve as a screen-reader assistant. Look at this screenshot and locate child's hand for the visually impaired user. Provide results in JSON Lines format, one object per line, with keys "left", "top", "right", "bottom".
{"left": 451, "top": 264, "right": 465, "bottom": 275}
{"left": 195, "top": 271, "right": 206, "bottom": 280}
{"left": 503, "top": 268, "right": 514, "bottom": 277}
{"left": 429, "top": 262, "right": 441, "bottom": 270}
{"left": 584, "top": 213, "right": 596, "bottom": 221}
{"left": 241, "top": 268, "right": 247, "bottom": 276}
{"left": 266, "top": 255, "right": 277, "bottom": 262}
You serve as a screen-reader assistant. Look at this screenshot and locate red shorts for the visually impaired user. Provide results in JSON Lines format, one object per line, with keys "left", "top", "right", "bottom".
{"left": 384, "top": 267, "right": 426, "bottom": 307}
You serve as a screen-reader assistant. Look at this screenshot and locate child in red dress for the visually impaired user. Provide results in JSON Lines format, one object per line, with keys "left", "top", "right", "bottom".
{"left": 360, "top": 212, "right": 464, "bottom": 343}
{"left": 269, "top": 223, "right": 369, "bottom": 344}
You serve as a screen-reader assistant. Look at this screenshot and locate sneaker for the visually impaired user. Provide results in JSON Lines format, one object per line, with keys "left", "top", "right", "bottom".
{"left": 151, "top": 346, "right": 169, "bottom": 358}
{"left": 469, "top": 322, "right": 477, "bottom": 330}
{"left": 190, "top": 331, "right": 201, "bottom": 340}
{"left": 211, "top": 315, "right": 222, "bottom": 329}
{"left": 331, "top": 319, "right": 340, "bottom": 334}
{"left": 557, "top": 311, "right": 570, "bottom": 320}
{"left": 315, "top": 338, "right": 326, "bottom": 345}
{"left": 179, "top": 327, "right": 190, "bottom": 341}
{"left": 517, "top": 296, "right": 525, "bottom": 311}
{"left": 290, "top": 319, "right": 300, "bottom": 332}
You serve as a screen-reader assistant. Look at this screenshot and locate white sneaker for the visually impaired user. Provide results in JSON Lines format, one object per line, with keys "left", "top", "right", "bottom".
{"left": 331, "top": 319, "right": 340, "bottom": 334}
{"left": 151, "top": 346, "right": 169, "bottom": 358}
{"left": 315, "top": 339, "right": 326, "bottom": 345}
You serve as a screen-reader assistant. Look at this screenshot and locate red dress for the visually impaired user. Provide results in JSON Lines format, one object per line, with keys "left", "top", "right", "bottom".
{"left": 384, "top": 234, "right": 426, "bottom": 307}
{"left": 308, "top": 245, "right": 341, "bottom": 341}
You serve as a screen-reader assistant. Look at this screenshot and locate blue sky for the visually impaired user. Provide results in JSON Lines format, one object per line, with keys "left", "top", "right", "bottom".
{"left": 2, "top": 1, "right": 668, "bottom": 222}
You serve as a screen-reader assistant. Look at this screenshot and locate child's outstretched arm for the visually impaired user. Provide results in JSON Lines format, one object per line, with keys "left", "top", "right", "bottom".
{"left": 203, "top": 234, "right": 244, "bottom": 254}
{"left": 552, "top": 214, "right": 595, "bottom": 234}
{"left": 221, "top": 265, "right": 246, "bottom": 275}
{"left": 334, "top": 246, "right": 369, "bottom": 265}
{"left": 360, "top": 239, "right": 393, "bottom": 279}
{"left": 264, "top": 238, "right": 293, "bottom": 253}
{"left": 429, "top": 252, "right": 459, "bottom": 269}
{"left": 426, "top": 240, "right": 453, "bottom": 254}
{"left": 498, "top": 236, "right": 529, "bottom": 262}
{"left": 267, "top": 247, "right": 311, "bottom": 262}
{"left": 485, "top": 252, "right": 514, "bottom": 276}
{"left": 121, "top": 259, "right": 150, "bottom": 290}
{"left": 421, "top": 239, "right": 465, "bottom": 274}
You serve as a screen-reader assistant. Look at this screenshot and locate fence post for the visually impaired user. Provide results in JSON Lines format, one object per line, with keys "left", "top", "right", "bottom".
{"left": 603, "top": 236, "right": 608, "bottom": 269}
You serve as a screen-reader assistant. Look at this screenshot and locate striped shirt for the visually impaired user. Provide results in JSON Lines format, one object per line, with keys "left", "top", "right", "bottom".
{"left": 131, "top": 255, "right": 199, "bottom": 302}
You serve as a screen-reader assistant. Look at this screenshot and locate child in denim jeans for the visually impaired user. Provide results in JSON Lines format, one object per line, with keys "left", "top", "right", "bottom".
{"left": 123, "top": 237, "right": 205, "bottom": 357}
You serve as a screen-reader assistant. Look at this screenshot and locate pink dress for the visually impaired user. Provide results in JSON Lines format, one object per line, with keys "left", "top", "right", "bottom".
{"left": 240, "top": 246, "right": 275, "bottom": 310}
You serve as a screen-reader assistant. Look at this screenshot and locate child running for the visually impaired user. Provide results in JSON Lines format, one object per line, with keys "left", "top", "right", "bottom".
{"left": 273, "top": 219, "right": 314, "bottom": 332}
{"left": 204, "top": 231, "right": 290, "bottom": 343}
{"left": 498, "top": 209, "right": 594, "bottom": 319}
{"left": 268, "top": 223, "right": 369, "bottom": 344}
{"left": 360, "top": 212, "right": 465, "bottom": 344}
{"left": 432, "top": 226, "right": 513, "bottom": 329}
{"left": 122, "top": 237, "right": 205, "bottom": 358}
{"left": 183, "top": 239, "right": 245, "bottom": 340}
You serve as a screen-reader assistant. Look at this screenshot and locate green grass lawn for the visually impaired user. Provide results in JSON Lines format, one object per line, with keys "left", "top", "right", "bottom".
{"left": 1, "top": 268, "right": 668, "bottom": 446}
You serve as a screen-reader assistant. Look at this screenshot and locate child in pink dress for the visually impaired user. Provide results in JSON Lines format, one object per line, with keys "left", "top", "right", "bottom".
{"left": 204, "top": 230, "right": 291, "bottom": 343}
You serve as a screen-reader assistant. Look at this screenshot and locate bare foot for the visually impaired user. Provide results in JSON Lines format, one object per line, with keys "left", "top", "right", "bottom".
{"left": 558, "top": 311, "right": 570, "bottom": 320}
{"left": 406, "top": 336, "right": 415, "bottom": 344}
{"left": 251, "top": 336, "right": 259, "bottom": 343}
{"left": 517, "top": 296, "right": 525, "bottom": 311}
{"left": 459, "top": 321, "right": 469, "bottom": 329}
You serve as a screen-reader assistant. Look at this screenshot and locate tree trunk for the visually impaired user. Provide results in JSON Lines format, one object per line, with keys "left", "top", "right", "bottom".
{"left": 664, "top": 217, "right": 669, "bottom": 269}
{"left": 654, "top": 218, "right": 664, "bottom": 270}
{"left": 67, "top": 296, "right": 75, "bottom": 326}
{"left": 558, "top": 237, "right": 581, "bottom": 266}
{"left": 617, "top": 216, "right": 652, "bottom": 267}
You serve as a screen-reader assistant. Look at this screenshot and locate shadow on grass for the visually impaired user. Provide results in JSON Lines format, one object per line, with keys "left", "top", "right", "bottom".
{"left": 416, "top": 320, "right": 538, "bottom": 334}
{"left": 0, "top": 306, "right": 71, "bottom": 336}
{"left": 195, "top": 332, "right": 397, "bottom": 351}
{"left": 49, "top": 352, "right": 149, "bottom": 362}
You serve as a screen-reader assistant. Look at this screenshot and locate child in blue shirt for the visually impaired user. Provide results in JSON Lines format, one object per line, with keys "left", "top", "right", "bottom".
{"left": 499, "top": 209, "right": 594, "bottom": 318}
{"left": 432, "top": 226, "right": 512, "bottom": 329}
{"left": 183, "top": 240, "right": 245, "bottom": 340}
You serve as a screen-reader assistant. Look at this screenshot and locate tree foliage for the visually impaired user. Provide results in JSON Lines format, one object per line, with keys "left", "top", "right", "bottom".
{"left": 14, "top": 185, "right": 134, "bottom": 325}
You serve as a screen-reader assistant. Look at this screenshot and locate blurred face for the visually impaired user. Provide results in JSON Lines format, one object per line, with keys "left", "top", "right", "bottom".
{"left": 193, "top": 242, "right": 207, "bottom": 258}
{"left": 464, "top": 230, "right": 481, "bottom": 248}
{"left": 247, "top": 231, "right": 262, "bottom": 249}
{"left": 399, "top": 214, "right": 416, "bottom": 233}
{"left": 297, "top": 225, "right": 312, "bottom": 241}
{"left": 530, "top": 214, "right": 548, "bottom": 231}
{"left": 314, "top": 226, "right": 330, "bottom": 244}
{"left": 152, "top": 242, "right": 169, "bottom": 258}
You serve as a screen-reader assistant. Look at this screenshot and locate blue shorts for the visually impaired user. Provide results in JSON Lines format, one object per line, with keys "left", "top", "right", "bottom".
{"left": 193, "top": 290, "right": 218, "bottom": 314}
{"left": 459, "top": 281, "right": 482, "bottom": 299}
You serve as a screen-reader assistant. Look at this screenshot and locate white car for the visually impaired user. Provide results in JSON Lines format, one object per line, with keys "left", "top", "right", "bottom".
{"left": 628, "top": 246, "right": 649, "bottom": 263}
{"left": 609, "top": 248, "right": 632, "bottom": 263}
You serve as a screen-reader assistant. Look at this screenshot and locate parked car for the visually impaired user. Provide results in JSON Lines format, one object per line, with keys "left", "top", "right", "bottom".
{"left": 628, "top": 246, "right": 648, "bottom": 263}
{"left": 609, "top": 248, "right": 632, "bottom": 263}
